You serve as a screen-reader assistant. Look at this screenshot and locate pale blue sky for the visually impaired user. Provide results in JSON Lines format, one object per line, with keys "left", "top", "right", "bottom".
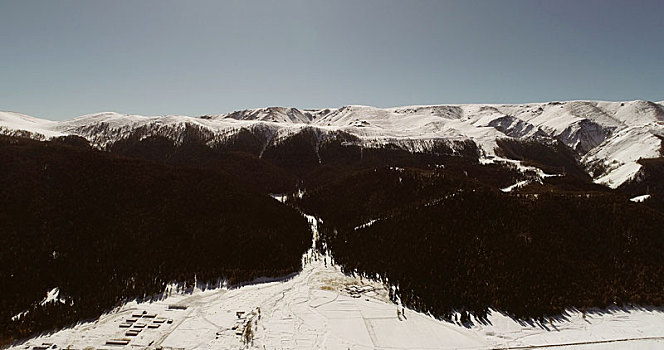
{"left": 1, "top": 0, "right": 663, "bottom": 120}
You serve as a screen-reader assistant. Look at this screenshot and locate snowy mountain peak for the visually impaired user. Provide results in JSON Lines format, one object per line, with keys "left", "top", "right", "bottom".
{"left": 212, "top": 107, "right": 318, "bottom": 124}
{"left": 1, "top": 99, "right": 663, "bottom": 188}
{"left": 0, "top": 111, "right": 63, "bottom": 139}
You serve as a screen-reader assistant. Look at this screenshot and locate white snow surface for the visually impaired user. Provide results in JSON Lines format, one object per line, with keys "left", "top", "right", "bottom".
{"left": 9, "top": 215, "right": 664, "bottom": 350}
{"left": 40, "top": 287, "right": 65, "bottom": 306}
{"left": 0, "top": 111, "right": 64, "bottom": 139}
{"left": 1, "top": 100, "right": 663, "bottom": 187}
{"left": 630, "top": 194, "right": 651, "bottom": 203}
{"left": 501, "top": 180, "right": 530, "bottom": 193}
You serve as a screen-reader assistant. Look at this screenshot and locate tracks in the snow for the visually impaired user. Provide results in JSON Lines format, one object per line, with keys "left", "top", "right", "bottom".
{"left": 491, "top": 336, "right": 664, "bottom": 349}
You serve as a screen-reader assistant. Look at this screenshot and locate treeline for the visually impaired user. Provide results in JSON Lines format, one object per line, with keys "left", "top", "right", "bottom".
{"left": 495, "top": 138, "right": 589, "bottom": 178}
{"left": 105, "top": 127, "right": 492, "bottom": 193}
{"left": 0, "top": 136, "right": 311, "bottom": 344}
{"left": 296, "top": 167, "right": 664, "bottom": 323}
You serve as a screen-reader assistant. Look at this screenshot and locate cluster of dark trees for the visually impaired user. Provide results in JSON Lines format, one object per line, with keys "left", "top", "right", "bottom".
{"left": 496, "top": 138, "right": 588, "bottom": 178}
{"left": 0, "top": 136, "right": 310, "bottom": 344}
{"left": 296, "top": 166, "right": 664, "bottom": 323}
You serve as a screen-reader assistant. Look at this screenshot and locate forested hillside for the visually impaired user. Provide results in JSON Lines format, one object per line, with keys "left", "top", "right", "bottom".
{"left": 0, "top": 136, "right": 311, "bottom": 344}
{"left": 296, "top": 167, "right": 664, "bottom": 323}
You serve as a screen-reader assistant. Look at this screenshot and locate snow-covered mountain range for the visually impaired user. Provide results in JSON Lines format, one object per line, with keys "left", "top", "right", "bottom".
{"left": 2, "top": 100, "right": 663, "bottom": 188}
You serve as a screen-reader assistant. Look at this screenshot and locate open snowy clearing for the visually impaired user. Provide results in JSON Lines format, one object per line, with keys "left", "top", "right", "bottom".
{"left": 10, "top": 213, "right": 664, "bottom": 350}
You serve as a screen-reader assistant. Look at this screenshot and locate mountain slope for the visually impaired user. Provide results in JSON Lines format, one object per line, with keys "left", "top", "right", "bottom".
{"left": 0, "top": 136, "right": 311, "bottom": 344}
{"left": 295, "top": 166, "right": 664, "bottom": 323}
{"left": 2, "top": 100, "right": 662, "bottom": 188}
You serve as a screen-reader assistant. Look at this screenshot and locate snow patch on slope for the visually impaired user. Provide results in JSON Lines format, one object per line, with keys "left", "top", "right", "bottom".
{"left": 501, "top": 180, "right": 530, "bottom": 193}
{"left": 40, "top": 287, "right": 66, "bottom": 306}
{"left": 583, "top": 125, "right": 663, "bottom": 188}
{"left": 630, "top": 194, "right": 651, "bottom": 203}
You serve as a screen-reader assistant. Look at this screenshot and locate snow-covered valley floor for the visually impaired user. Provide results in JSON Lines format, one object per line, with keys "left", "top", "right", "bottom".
{"left": 10, "top": 216, "right": 664, "bottom": 350}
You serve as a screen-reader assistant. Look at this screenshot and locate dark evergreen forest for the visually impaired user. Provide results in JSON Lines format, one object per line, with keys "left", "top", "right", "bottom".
{"left": 295, "top": 167, "right": 664, "bottom": 324}
{"left": 0, "top": 136, "right": 310, "bottom": 344}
